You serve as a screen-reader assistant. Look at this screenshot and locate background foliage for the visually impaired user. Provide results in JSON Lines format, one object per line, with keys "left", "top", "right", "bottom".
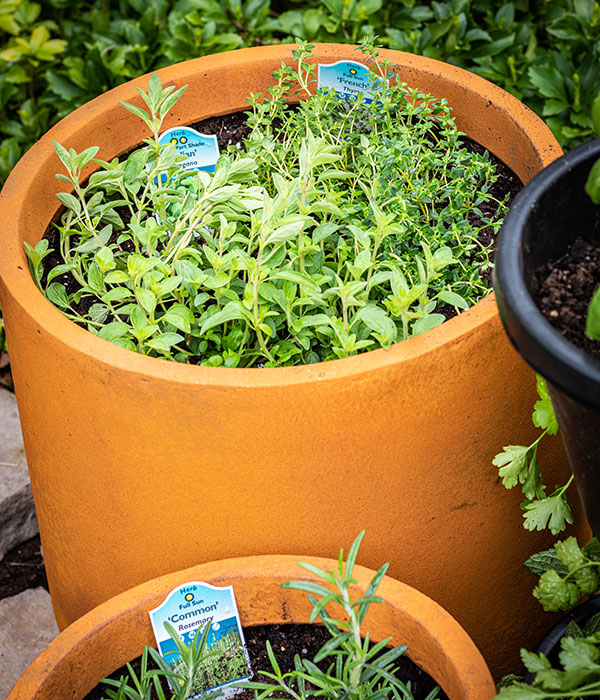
{"left": 0, "top": 0, "right": 599, "bottom": 189}
{"left": 1, "top": 0, "right": 599, "bottom": 359}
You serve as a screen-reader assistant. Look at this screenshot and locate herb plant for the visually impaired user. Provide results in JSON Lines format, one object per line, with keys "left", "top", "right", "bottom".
{"left": 98, "top": 532, "right": 439, "bottom": 700}
{"left": 493, "top": 377, "right": 600, "bottom": 698}
{"left": 492, "top": 374, "right": 574, "bottom": 536}
{"left": 495, "top": 622, "right": 600, "bottom": 700}
{"left": 28, "top": 42, "right": 509, "bottom": 368}
{"left": 239, "top": 530, "right": 439, "bottom": 700}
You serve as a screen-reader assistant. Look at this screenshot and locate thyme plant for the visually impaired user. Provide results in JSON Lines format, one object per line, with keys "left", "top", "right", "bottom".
{"left": 28, "top": 42, "right": 509, "bottom": 367}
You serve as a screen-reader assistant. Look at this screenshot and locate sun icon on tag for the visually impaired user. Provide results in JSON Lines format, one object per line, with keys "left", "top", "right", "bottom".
{"left": 185, "top": 593, "right": 194, "bottom": 602}
{"left": 349, "top": 68, "right": 357, "bottom": 75}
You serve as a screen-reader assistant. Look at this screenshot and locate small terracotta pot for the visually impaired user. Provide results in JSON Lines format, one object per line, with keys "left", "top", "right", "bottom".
{"left": 0, "top": 44, "right": 589, "bottom": 678}
{"left": 7, "top": 555, "right": 495, "bottom": 700}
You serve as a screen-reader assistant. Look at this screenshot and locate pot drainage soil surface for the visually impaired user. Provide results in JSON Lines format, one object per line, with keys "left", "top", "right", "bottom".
{"left": 84, "top": 623, "right": 445, "bottom": 700}
{"left": 534, "top": 235, "right": 600, "bottom": 360}
{"left": 0, "top": 535, "right": 47, "bottom": 600}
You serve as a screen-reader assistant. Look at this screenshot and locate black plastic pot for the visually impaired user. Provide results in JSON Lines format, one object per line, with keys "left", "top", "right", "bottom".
{"left": 523, "top": 595, "right": 600, "bottom": 683}
{"left": 493, "top": 139, "right": 600, "bottom": 537}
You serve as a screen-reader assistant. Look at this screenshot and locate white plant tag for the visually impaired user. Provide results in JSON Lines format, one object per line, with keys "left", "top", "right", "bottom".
{"left": 149, "top": 581, "right": 251, "bottom": 699}
{"left": 317, "top": 60, "right": 379, "bottom": 103}
{"left": 159, "top": 126, "right": 220, "bottom": 174}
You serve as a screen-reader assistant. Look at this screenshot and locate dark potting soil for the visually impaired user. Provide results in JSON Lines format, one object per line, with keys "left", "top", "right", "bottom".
{"left": 40, "top": 107, "right": 521, "bottom": 331}
{"left": 83, "top": 623, "right": 445, "bottom": 700}
{"left": 0, "top": 535, "right": 48, "bottom": 600}
{"left": 0, "top": 350, "right": 13, "bottom": 390}
{"left": 534, "top": 236, "right": 600, "bottom": 361}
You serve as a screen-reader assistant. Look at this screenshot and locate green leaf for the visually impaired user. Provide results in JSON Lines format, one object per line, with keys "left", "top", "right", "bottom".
{"left": 55, "top": 192, "right": 81, "bottom": 215}
{"left": 272, "top": 269, "right": 321, "bottom": 293}
{"left": 136, "top": 288, "right": 157, "bottom": 316}
{"left": 438, "top": 289, "right": 468, "bottom": 309}
{"left": 88, "top": 303, "right": 109, "bottom": 323}
{"left": 145, "top": 332, "right": 184, "bottom": 353}
{"left": 533, "top": 570, "right": 581, "bottom": 612}
{"left": 87, "top": 263, "right": 104, "bottom": 294}
{"left": 521, "top": 649, "right": 552, "bottom": 674}
{"left": 411, "top": 314, "right": 445, "bottom": 336}
{"left": 586, "top": 284, "right": 600, "bottom": 339}
{"left": 533, "top": 375, "right": 558, "bottom": 435}
{"left": 354, "top": 305, "right": 397, "bottom": 344}
{"left": 52, "top": 140, "right": 72, "bottom": 172}
{"left": 46, "top": 283, "right": 70, "bottom": 308}
{"left": 592, "top": 93, "right": 600, "bottom": 137}
{"left": 559, "top": 636, "right": 600, "bottom": 673}
{"left": 98, "top": 322, "right": 130, "bottom": 343}
{"left": 523, "top": 494, "right": 573, "bottom": 535}
{"left": 102, "top": 288, "right": 132, "bottom": 303}
{"left": 199, "top": 302, "right": 248, "bottom": 335}
{"left": 161, "top": 306, "right": 193, "bottom": 333}
{"left": 525, "top": 548, "right": 569, "bottom": 577}
{"left": 555, "top": 537, "right": 586, "bottom": 570}
{"left": 493, "top": 445, "right": 529, "bottom": 489}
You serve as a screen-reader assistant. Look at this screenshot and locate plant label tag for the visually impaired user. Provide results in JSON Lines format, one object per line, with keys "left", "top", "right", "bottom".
{"left": 159, "top": 126, "right": 220, "bottom": 174}
{"left": 149, "top": 581, "right": 252, "bottom": 699}
{"left": 317, "top": 60, "right": 378, "bottom": 103}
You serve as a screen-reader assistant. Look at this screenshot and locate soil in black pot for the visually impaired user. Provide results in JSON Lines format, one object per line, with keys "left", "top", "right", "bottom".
{"left": 83, "top": 623, "right": 446, "bottom": 700}
{"left": 534, "top": 235, "right": 600, "bottom": 361}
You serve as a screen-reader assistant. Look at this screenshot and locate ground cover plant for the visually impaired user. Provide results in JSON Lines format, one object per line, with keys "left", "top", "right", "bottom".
{"left": 96, "top": 532, "right": 439, "bottom": 700}
{"left": 26, "top": 42, "right": 510, "bottom": 367}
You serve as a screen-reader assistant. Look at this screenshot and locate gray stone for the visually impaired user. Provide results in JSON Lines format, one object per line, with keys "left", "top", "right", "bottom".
{"left": 0, "top": 390, "right": 37, "bottom": 560}
{"left": 0, "top": 587, "right": 59, "bottom": 698}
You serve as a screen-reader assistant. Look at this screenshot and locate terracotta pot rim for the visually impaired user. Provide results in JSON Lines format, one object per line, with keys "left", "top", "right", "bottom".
{"left": 8, "top": 554, "right": 495, "bottom": 700}
{"left": 0, "top": 44, "right": 558, "bottom": 387}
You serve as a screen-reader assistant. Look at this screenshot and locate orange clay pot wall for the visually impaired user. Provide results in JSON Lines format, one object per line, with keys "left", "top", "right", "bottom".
{"left": 8, "top": 555, "right": 495, "bottom": 700}
{"left": 0, "top": 45, "right": 589, "bottom": 678}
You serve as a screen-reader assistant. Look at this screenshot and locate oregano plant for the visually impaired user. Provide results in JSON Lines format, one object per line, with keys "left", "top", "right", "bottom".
{"left": 28, "top": 41, "right": 511, "bottom": 368}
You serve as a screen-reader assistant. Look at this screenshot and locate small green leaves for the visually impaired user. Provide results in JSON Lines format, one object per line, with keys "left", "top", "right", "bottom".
{"left": 532, "top": 375, "right": 558, "bottom": 435}
{"left": 528, "top": 537, "right": 600, "bottom": 612}
{"left": 493, "top": 373, "right": 575, "bottom": 537}
{"left": 39, "top": 51, "right": 508, "bottom": 368}
{"left": 500, "top": 631, "right": 600, "bottom": 700}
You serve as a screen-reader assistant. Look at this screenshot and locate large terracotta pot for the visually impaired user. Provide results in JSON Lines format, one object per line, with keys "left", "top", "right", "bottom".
{"left": 0, "top": 44, "right": 588, "bottom": 678}
{"left": 7, "top": 555, "right": 495, "bottom": 700}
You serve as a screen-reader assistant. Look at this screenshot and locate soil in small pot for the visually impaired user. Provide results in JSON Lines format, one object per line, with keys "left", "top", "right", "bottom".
{"left": 534, "top": 234, "right": 600, "bottom": 360}
{"left": 0, "top": 535, "right": 48, "bottom": 600}
{"left": 83, "top": 623, "right": 446, "bottom": 700}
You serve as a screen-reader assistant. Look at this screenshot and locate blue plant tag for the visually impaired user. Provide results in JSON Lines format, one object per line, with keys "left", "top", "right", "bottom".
{"left": 149, "top": 581, "right": 252, "bottom": 699}
{"left": 317, "top": 60, "right": 379, "bottom": 103}
{"left": 159, "top": 126, "right": 220, "bottom": 174}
